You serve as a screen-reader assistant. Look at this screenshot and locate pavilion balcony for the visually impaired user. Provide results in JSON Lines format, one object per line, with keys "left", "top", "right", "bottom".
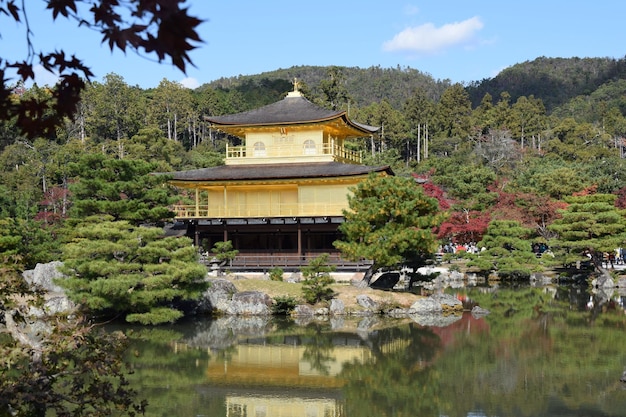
{"left": 172, "top": 201, "right": 347, "bottom": 219}
{"left": 225, "top": 143, "right": 362, "bottom": 165}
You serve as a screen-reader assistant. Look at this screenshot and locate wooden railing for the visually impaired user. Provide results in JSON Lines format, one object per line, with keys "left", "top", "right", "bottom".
{"left": 172, "top": 202, "right": 346, "bottom": 219}
{"left": 202, "top": 253, "right": 372, "bottom": 271}
{"left": 226, "top": 143, "right": 362, "bottom": 164}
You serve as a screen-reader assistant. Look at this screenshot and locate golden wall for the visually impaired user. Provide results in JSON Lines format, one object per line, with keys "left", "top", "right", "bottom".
{"left": 174, "top": 178, "right": 362, "bottom": 219}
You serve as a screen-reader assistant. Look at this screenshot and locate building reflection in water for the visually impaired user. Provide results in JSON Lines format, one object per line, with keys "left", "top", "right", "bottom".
{"left": 206, "top": 336, "right": 371, "bottom": 417}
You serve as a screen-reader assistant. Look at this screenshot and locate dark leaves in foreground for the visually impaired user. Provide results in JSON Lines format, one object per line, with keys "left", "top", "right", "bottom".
{"left": 0, "top": 0, "right": 204, "bottom": 138}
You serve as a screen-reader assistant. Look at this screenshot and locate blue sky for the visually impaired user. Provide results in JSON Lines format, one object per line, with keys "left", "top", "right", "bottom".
{"left": 3, "top": 1, "right": 626, "bottom": 89}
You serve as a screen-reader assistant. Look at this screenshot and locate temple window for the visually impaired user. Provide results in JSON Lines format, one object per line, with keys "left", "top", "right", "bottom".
{"left": 303, "top": 139, "right": 317, "bottom": 155}
{"left": 253, "top": 141, "right": 266, "bottom": 157}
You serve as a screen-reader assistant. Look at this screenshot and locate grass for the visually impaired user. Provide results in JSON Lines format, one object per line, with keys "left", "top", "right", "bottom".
{"left": 223, "top": 274, "right": 422, "bottom": 310}
{"left": 230, "top": 278, "right": 303, "bottom": 299}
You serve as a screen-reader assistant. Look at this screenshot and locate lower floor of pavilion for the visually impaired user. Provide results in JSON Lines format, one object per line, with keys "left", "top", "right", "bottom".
{"left": 171, "top": 216, "right": 371, "bottom": 271}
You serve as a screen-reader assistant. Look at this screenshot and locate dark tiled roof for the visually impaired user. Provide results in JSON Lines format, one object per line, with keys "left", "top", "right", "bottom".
{"left": 205, "top": 94, "right": 380, "bottom": 134}
{"left": 168, "top": 162, "right": 394, "bottom": 182}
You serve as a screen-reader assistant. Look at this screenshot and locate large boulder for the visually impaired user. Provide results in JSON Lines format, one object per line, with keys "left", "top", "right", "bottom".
{"left": 23, "top": 261, "right": 66, "bottom": 293}
{"left": 370, "top": 271, "right": 401, "bottom": 289}
{"left": 356, "top": 294, "right": 379, "bottom": 311}
{"left": 20, "top": 261, "right": 76, "bottom": 316}
{"left": 196, "top": 279, "right": 238, "bottom": 314}
{"left": 329, "top": 298, "right": 345, "bottom": 316}
{"left": 292, "top": 304, "right": 314, "bottom": 317}
{"left": 225, "top": 291, "right": 272, "bottom": 316}
{"left": 408, "top": 293, "right": 463, "bottom": 327}
{"left": 31, "top": 296, "right": 77, "bottom": 318}
{"left": 409, "top": 293, "right": 463, "bottom": 314}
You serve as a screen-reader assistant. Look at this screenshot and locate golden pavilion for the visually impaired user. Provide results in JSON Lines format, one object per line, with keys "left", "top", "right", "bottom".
{"left": 168, "top": 82, "right": 393, "bottom": 269}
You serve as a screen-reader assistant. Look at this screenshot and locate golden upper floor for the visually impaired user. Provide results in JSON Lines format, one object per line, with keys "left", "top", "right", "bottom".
{"left": 206, "top": 89, "right": 378, "bottom": 166}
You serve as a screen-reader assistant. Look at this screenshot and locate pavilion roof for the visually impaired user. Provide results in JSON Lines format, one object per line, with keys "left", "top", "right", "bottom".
{"left": 205, "top": 92, "right": 379, "bottom": 138}
{"left": 167, "top": 162, "right": 393, "bottom": 182}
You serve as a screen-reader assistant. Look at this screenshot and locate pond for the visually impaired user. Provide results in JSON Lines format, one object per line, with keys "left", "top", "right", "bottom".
{"left": 109, "top": 283, "right": 626, "bottom": 417}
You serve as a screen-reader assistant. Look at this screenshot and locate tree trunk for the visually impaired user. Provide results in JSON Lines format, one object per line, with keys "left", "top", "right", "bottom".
{"left": 357, "top": 265, "right": 377, "bottom": 288}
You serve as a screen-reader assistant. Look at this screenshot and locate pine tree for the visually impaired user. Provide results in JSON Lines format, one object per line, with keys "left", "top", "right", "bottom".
{"left": 67, "top": 153, "right": 174, "bottom": 226}
{"left": 549, "top": 193, "right": 626, "bottom": 271}
{"left": 301, "top": 253, "right": 336, "bottom": 304}
{"left": 59, "top": 153, "right": 208, "bottom": 324}
{"left": 467, "top": 219, "right": 542, "bottom": 279}
{"left": 334, "top": 174, "right": 444, "bottom": 281}
{"left": 61, "top": 215, "right": 207, "bottom": 324}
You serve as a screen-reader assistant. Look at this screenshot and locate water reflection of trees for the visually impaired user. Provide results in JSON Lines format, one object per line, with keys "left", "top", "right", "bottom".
{"left": 335, "top": 287, "right": 626, "bottom": 417}
{"left": 300, "top": 323, "right": 335, "bottom": 375}
{"left": 340, "top": 324, "right": 444, "bottom": 416}
{"left": 120, "top": 327, "right": 225, "bottom": 417}
{"left": 437, "top": 287, "right": 626, "bottom": 417}
{"left": 109, "top": 285, "right": 626, "bottom": 417}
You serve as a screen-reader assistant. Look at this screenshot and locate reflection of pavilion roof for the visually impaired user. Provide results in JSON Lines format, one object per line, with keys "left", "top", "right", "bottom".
{"left": 205, "top": 92, "right": 380, "bottom": 137}
{"left": 168, "top": 162, "right": 393, "bottom": 182}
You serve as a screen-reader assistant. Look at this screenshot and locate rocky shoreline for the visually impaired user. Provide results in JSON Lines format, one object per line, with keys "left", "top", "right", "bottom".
{"left": 196, "top": 277, "right": 481, "bottom": 319}
{"left": 10, "top": 262, "right": 492, "bottom": 322}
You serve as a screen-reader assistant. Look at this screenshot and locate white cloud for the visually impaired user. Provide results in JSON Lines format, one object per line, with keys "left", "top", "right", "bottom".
{"left": 179, "top": 77, "right": 200, "bottom": 89}
{"left": 383, "top": 16, "right": 484, "bottom": 54}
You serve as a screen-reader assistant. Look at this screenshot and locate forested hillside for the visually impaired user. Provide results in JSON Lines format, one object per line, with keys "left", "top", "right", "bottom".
{"left": 203, "top": 56, "right": 626, "bottom": 115}
{"left": 466, "top": 56, "right": 626, "bottom": 112}
{"left": 204, "top": 65, "right": 451, "bottom": 110}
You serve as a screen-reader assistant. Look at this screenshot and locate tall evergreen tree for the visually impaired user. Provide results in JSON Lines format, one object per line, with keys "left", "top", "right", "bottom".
{"left": 334, "top": 174, "right": 443, "bottom": 284}
{"left": 510, "top": 95, "right": 547, "bottom": 149}
{"left": 67, "top": 153, "right": 174, "bottom": 226}
{"left": 404, "top": 87, "right": 435, "bottom": 162}
{"left": 319, "top": 66, "right": 352, "bottom": 111}
{"left": 432, "top": 83, "right": 473, "bottom": 155}
{"left": 82, "top": 74, "right": 146, "bottom": 156}
{"left": 148, "top": 79, "right": 196, "bottom": 145}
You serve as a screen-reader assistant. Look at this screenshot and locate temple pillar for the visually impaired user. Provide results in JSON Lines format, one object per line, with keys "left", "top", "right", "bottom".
{"left": 297, "top": 221, "right": 302, "bottom": 256}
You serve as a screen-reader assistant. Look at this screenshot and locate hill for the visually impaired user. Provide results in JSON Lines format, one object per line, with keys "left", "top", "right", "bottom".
{"left": 201, "top": 65, "right": 452, "bottom": 110}
{"left": 465, "top": 56, "right": 626, "bottom": 112}
{"left": 199, "top": 56, "right": 626, "bottom": 116}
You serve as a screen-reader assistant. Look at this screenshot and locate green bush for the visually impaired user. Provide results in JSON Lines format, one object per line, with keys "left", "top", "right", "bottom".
{"left": 272, "top": 295, "right": 298, "bottom": 315}
{"left": 269, "top": 267, "right": 284, "bottom": 281}
{"left": 301, "top": 253, "right": 335, "bottom": 304}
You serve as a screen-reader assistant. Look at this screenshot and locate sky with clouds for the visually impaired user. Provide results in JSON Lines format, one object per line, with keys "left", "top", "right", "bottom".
{"left": 3, "top": 1, "right": 625, "bottom": 89}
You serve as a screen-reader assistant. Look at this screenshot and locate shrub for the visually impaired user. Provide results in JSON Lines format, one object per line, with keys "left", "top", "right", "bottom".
{"left": 272, "top": 295, "right": 298, "bottom": 315}
{"left": 269, "top": 267, "right": 284, "bottom": 281}
{"left": 211, "top": 240, "right": 238, "bottom": 265}
{"left": 301, "top": 253, "right": 335, "bottom": 304}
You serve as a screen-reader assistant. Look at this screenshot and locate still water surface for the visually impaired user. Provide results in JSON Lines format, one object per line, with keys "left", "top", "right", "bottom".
{"left": 110, "top": 284, "right": 626, "bottom": 417}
